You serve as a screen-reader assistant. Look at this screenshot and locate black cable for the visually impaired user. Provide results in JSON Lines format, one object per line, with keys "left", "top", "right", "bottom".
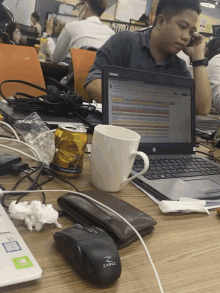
{"left": 0, "top": 124, "right": 14, "bottom": 135}
{"left": 196, "top": 140, "right": 215, "bottom": 153}
{"left": 39, "top": 175, "right": 55, "bottom": 187}
{"left": 14, "top": 168, "right": 48, "bottom": 204}
{"left": 11, "top": 168, "right": 40, "bottom": 191}
{"left": 14, "top": 92, "right": 39, "bottom": 100}
{"left": 1, "top": 160, "right": 79, "bottom": 210}
{"left": 40, "top": 167, "right": 79, "bottom": 192}
{"left": 196, "top": 150, "right": 215, "bottom": 159}
{"left": 0, "top": 134, "right": 15, "bottom": 139}
{"left": 15, "top": 163, "right": 45, "bottom": 204}
{"left": 1, "top": 164, "right": 43, "bottom": 209}
{"left": 0, "top": 79, "right": 62, "bottom": 102}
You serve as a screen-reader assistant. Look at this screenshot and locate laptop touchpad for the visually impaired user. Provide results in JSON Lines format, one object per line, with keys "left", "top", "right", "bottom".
{"left": 184, "top": 178, "right": 220, "bottom": 199}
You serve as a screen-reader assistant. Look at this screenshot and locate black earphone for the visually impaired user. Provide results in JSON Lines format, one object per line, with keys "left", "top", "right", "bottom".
{"left": 0, "top": 80, "right": 100, "bottom": 133}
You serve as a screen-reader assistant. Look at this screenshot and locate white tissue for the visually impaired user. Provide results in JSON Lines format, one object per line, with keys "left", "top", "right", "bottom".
{"left": 8, "top": 200, "right": 62, "bottom": 231}
{"left": 158, "top": 197, "right": 210, "bottom": 215}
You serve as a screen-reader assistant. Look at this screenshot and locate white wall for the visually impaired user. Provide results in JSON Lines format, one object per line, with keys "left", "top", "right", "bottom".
{"left": 4, "top": 0, "right": 36, "bottom": 25}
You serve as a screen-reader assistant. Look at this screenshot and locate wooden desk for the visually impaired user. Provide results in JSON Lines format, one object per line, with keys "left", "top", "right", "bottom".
{"left": 0, "top": 141, "right": 220, "bottom": 293}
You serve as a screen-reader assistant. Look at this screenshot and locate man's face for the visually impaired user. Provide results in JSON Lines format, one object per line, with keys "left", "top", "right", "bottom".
{"left": 157, "top": 9, "right": 198, "bottom": 55}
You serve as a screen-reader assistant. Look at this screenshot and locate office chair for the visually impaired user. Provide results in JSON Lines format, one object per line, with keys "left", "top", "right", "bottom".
{"left": 0, "top": 32, "right": 10, "bottom": 44}
{"left": 80, "top": 46, "right": 97, "bottom": 52}
{"left": 69, "top": 47, "right": 96, "bottom": 101}
{"left": 0, "top": 44, "right": 46, "bottom": 98}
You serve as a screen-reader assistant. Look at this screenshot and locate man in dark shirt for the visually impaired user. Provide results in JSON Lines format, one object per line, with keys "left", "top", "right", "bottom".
{"left": 85, "top": 0, "right": 211, "bottom": 115}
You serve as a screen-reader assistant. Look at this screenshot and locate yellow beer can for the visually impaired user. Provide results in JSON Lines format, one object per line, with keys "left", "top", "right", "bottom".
{"left": 49, "top": 125, "right": 87, "bottom": 177}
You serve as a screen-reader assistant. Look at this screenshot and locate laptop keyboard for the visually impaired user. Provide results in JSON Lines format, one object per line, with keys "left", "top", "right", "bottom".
{"left": 132, "top": 157, "right": 220, "bottom": 180}
{"left": 195, "top": 119, "right": 220, "bottom": 132}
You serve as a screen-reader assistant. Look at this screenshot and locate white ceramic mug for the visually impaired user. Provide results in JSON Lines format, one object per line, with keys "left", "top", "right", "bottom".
{"left": 90, "top": 125, "right": 149, "bottom": 192}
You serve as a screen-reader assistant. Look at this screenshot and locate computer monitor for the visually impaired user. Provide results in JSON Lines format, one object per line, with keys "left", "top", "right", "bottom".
{"left": 18, "top": 24, "right": 38, "bottom": 38}
{"left": 212, "top": 25, "right": 220, "bottom": 37}
{"left": 17, "top": 24, "right": 39, "bottom": 46}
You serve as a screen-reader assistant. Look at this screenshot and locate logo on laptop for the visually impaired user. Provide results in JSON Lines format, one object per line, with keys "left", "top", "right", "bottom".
{"left": 152, "top": 148, "right": 156, "bottom": 153}
{"left": 103, "top": 256, "right": 116, "bottom": 268}
{"left": 108, "top": 73, "right": 119, "bottom": 76}
{"left": 12, "top": 256, "right": 33, "bottom": 269}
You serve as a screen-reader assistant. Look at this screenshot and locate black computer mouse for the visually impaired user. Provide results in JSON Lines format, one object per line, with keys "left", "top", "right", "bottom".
{"left": 53, "top": 224, "right": 121, "bottom": 285}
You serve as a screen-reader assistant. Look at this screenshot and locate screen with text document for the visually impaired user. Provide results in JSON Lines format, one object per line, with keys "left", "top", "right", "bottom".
{"left": 108, "top": 77, "right": 191, "bottom": 144}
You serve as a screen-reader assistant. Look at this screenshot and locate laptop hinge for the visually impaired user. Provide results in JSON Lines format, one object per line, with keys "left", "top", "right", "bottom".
{"left": 148, "top": 154, "right": 192, "bottom": 159}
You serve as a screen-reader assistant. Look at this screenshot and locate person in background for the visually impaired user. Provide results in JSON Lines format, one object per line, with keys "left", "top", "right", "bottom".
{"left": 45, "top": 0, "right": 115, "bottom": 64}
{"left": 85, "top": 0, "right": 211, "bottom": 115}
{"left": 205, "top": 38, "right": 220, "bottom": 113}
{"left": 138, "top": 14, "right": 150, "bottom": 27}
{"left": 31, "top": 11, "right": 42, "bottom": 37}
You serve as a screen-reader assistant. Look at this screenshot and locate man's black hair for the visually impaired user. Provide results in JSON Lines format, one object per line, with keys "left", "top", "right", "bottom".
{"left": 153, "top": 0, "right": 201, "bottom": 26}
{"left": 138, "top": 14, "right": 149, "bottom": 23}
{"left": 205, "top": 38, "right": 220, "bottom": 61}
{"left": 31, "top": 11, "right": 40, "bottom": 22}
{"left": 87, "top": 0, "right": 107, "bottom": 17}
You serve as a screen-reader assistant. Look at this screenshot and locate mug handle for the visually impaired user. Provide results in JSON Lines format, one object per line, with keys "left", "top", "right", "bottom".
{"left": 120, "top": 151, "right": 149, "bottom": 188}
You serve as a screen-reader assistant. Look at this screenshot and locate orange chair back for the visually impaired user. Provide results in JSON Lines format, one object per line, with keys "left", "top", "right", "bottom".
{"left": 0, "top": 44, "right": 46, "bottom": 98}
{"left": 70, "top": 48, "right": 96, "bottom": 101}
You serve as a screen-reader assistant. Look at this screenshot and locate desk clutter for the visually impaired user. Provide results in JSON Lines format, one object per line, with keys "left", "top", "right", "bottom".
{"left": 1, "top": 53, "right": 220, "bottom": 292}
{"left": 0, "top": 118, "right": 161, "bottom": 289}
{"left": 0, "top": 112, "right": 220, "bottom": 292}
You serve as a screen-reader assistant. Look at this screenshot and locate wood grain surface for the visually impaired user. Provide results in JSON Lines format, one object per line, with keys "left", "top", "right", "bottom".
{"left": 0, "top": 138, "right": 220, "bottom": 293}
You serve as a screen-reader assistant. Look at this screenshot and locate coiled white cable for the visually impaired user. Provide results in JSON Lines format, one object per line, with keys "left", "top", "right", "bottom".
{"left": 0, "top": 189, "right": 164, "bottom": 293}
{"left": 0, "top": 121, "right": 20, "bottom": 140}
{"left": 0, "top": 143, "right": 39, "bottom": 163}
{"left": 0, "top": 120, "right": 44, "bottom": 162}
{"left": 0, "top": 138, "right": 41, "bottom": 161}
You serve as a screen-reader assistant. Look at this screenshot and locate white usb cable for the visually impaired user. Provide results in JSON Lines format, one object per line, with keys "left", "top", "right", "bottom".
{"left": 0, "top": 121, "right": 20, "bottom": 140}
{"left": 0, "top": 142, "right": 40, "bottom": 163}
{"left": 0, "top": 138, "right": 41, "bottom": 161}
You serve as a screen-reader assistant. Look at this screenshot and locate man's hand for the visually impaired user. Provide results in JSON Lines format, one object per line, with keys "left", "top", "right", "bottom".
{"left": 183, "top": 32, "right": 205, "bottom": 61}
{"left": 46, "top": 15, "right": 54, "bottom": 36}
{"left": 183, "top": 32, "right": 212, "bottom": 115}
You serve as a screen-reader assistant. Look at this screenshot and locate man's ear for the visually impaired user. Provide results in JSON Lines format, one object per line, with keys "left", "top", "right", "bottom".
{"left": 155, "top": 14, "right": 166, "bottom": 29}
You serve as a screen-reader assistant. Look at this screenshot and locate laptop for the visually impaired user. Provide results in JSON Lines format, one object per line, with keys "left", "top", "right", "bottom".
{"left": 0, "top": 204, "right": 42, "bottom": 287}
{"left": 102, "top": 65, "right": 220, "bottom": 207}
{"left": 195, "top": 115, "right": 220, "bottom": 136}
{"left": 0, "top": 99, "right": 102, "bottom": 129}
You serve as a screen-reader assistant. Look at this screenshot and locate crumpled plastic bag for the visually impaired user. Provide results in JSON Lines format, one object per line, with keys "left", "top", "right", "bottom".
{"left": 158, "top": 197, "right": 210, "bottom": 215}
{"left": 8, "top": 200, "right": 62, "bottom": 231}
{"left": 14, "top": 112, "right": 55, "bottom": 166}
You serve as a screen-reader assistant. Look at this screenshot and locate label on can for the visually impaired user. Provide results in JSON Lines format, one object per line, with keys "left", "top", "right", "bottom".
{"left": 49, "top": 126, "right": 87, "bottom": 177}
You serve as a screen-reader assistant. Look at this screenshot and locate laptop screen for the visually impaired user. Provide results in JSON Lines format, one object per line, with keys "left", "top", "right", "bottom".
{"left": 102, "top": 65, "right": 195, "bottom": 156}
{"left": 108, "top": 77, "right": 191, "bottom": 144}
